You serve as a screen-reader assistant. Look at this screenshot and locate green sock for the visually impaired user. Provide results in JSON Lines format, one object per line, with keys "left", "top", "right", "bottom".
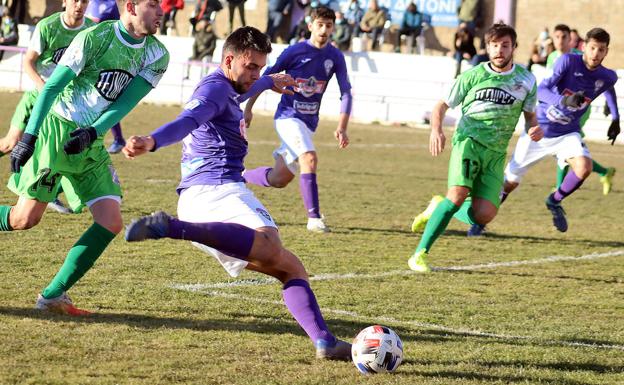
{"left": 0, "top": 206, "right": 13, "bottom": 231}
{"left": 556, "top": 165, "right": 569, "bottom": 189}
{"left": 41, "top": 222, "right": 116, "bottom": 299}
{"left": 416, "top": 198, "right": 459, "bottom": 252}
{"left": 452, "top": 198, "right": 476, "bottom": 225}
{"left": 592, "top": 160, "right": 608, "bottom": 176}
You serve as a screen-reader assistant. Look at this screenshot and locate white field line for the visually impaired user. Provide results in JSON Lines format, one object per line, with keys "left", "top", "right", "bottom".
{"left": 171, "top": 250, "right": 624, "bottom": 291}
{"left": 170, "top": 287, "right": 624, "bottom": 352}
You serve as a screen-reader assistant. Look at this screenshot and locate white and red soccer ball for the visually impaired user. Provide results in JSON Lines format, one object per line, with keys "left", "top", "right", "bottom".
{"left": 351, "top": 325, "right": 403, "bottom": 374}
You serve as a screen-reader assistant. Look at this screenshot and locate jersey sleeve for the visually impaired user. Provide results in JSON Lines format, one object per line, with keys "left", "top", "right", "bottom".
{"left": 138, "top": 42, "right": 170, "bottom": 88}
{"left": 177, "top": 81, "right": 229, "bottom": 126}
{"left": 28, "top": 23, "right": 45, "bottom": 55}
{"left": 538, "top": 53, "right": 570, "bottom": 107}
{"left": 263, "top": 46, "right": 293, "bottom": 75}
{"left": 57, "top": 29, "right": 94, "bottom": 76}
{"left": 445, "top": 71, "right": 472, "bottom": 108}
{"left": 523, "top": 78, "right": 538, "bottom": 113}
{"left": 334, "top": 51, "right": 352, "bottom": 95}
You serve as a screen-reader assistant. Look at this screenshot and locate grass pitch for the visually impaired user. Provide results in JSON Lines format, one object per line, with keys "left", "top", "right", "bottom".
{"left": 0, "top": 91, "right": 622, "bottom": 384}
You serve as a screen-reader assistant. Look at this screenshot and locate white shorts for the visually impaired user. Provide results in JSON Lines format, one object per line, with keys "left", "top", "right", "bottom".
{"left": 177, "top": 183, "right": 277, "bottom": 277}
{"left": 273, "top": 117, "right": 316, "bottom": 174}
{"left": 505, "top": 131, "right": 591, "bottom": 183}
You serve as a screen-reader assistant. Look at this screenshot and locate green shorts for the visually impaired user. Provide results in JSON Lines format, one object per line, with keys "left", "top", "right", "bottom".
{"left": 10, "top": 89, "right": 39, "bottom": 131}
{"left": 447, "top": 136, "right": 505, "bottom": 208}
{"left": 7, "top": 112, "right": 122, "bottom": 207}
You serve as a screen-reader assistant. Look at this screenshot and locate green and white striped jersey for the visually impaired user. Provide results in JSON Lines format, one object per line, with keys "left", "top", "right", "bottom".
{"left": 29, "top": 12, "right": 96, "bottom": 80}
{"left": 446, "top": 63, "right": 537, "bottom": 153}
{"left": 54, "top": 20, "right": 169, "bottom": 127}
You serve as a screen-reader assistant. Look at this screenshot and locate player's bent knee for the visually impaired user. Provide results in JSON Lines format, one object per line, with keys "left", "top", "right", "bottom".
{"left": 97, "top": 219, "right": 124, "bottom": 235}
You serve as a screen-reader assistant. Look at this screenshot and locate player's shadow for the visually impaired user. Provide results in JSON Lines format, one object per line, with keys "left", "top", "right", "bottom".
{"left": 442, "top": 229, "right": 624, "bottom": 248}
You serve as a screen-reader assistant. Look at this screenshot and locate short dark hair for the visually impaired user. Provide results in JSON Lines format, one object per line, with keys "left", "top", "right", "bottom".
{"left": 309, "top": 6, "right": 336, "bottom": 22}
{"left": 223, "top": 26, "right": 272, "bottom": 57}
{"left": 554, "top": 24, "right": 571, "bottom": 35}
{"left": 585, "top": 27, "right": 610, "bottom": 46}
{"left": 485, "top": 23, "right": 517, "bottom": 47}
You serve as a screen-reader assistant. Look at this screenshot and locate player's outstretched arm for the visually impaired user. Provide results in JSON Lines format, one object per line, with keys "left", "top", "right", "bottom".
{"left": 123, "top": 135, "right": 155, "bottom": 159}
{"left": 240, "top": 74, "right": 295, "bottom": 128}
{"left": 604, "top": 87, "right": 620, "bottom": 145}
{"left": 429, "top": 100, "right": 448, "bottom": 156}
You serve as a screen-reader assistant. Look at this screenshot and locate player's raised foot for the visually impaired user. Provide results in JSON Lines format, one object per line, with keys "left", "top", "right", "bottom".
{"left": 600, "top": 167, "right": 615, "bottom": 195}
{"left": 467, "top": 223, "right": 486, "bottom": 237}
{"left": 315, "top": 338, "right": 351, "bottom": 360}
{"left": 35, "top": 292, "right": 91, "bottom": 316}
{"left": 408, "top": 249, "right": 431, "bottom": 273}
{"left": 47, "top": 198, "right": 72, "bottom": 214}
{"left": 125, "top": 211, "right": 172, "bottom": 242}
{"left": 545, "top": 195, "right": 568, "bottom": 232}
{"left": 411, "top": 195, "right": 444, "bottom": 232}
{"left": 307, "top": 216, "right": 330, "bottom": 233}
{"left": 107, "top": 139, "right": 126, "bottom": 154}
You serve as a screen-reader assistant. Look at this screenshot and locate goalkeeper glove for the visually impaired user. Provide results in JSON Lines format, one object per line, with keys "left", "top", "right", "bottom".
{"left": 607, "top": 120, "right": 620, "bottom": 145}
{"left": 10, "top": 133, "right": 37, "bottom": 173}
{"left": 64, "top": 127, "right": 97, "bottom": 154}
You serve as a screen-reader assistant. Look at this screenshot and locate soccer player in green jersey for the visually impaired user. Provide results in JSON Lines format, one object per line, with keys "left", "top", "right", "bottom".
{"left": 0, "top": 0, "right": 95, "bottom": 214}
{"left": 408, "top": 23, "right": 543, "bottom": 272}
{"left": 547, "top": 24, "right": 616, "bottom": 196}
{"left": 1, "top": 0, "right": 169, "bottom": 315}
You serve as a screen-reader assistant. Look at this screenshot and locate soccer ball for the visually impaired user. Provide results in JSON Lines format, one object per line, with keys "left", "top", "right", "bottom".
{"left": 351, "top": 325, "right": 403, "bottom": 374}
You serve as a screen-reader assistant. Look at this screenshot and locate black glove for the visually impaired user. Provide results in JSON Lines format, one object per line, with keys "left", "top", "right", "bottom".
{"left": 10, "top": 133, "right": 37, "bottom": 173}
{"left": 64, "top": 127, "right": 97, "bottom": 155}
{"left": 607, "top": 120, "right": 620, "bottom": 145}
{"left": 562, "top": 91, "right": 585, "bottom": 109}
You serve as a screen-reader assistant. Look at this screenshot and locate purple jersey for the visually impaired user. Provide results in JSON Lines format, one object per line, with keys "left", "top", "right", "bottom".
{"left": 85, "top": 0, "right": 120, "bottom": 22}
{"left": 537, "top": 53, "right": 618, "bottom": 137}
{"left": 266, "top": 40, "right": 351, "bottom": 130}
{"left": 176, "top": 68, "right": 249, "bottom": 191}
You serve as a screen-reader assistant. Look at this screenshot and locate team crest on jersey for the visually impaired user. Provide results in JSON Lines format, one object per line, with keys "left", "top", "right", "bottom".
{"left": 95, "top": 70, "right": 134, "bottom": 101}
{"left": 52, "top": 47, "right": 68, "bottom": 64}
{"left": 294, "top": 77, "right": 326, "bottom": 98}
{"left": 474, "top": 87, "right": 516, "bottom": 105}
{"left": 323, "top": 59, "right": 333, "bottom": 76}
{"left": 594, "top": 79, "right": 604, "bottom": 93}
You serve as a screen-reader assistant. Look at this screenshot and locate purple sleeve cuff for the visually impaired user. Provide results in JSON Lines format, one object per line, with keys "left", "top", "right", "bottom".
{"left": 238, "top": 76, "right": 274, "bottom": 103}
{"left": 604, "top": 87, "right": 619, "bottom": 120}
{"left": 150, "top": 116, "right": 198, "bottom": 151}
{"left": 340, "top": 91, "right": 353, "bottom": 115}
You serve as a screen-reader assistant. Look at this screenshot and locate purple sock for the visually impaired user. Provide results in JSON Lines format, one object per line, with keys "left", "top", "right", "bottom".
{"left": 244, "top": 167, "right": 272, "bottom": 187}
{"left": 282, "top": 279, "right": 335, "bottom": 344}
{"left": 300, "top": 173, "right": 320, "bottom": 218}
{"left": 111, "top": 123, "right": 124, "bottom": 142}
{"left": 167, "top": 219, "right": 255, "bottom": 259}
{"left": 553, "top": 171, "right": 585, "bottom": 202}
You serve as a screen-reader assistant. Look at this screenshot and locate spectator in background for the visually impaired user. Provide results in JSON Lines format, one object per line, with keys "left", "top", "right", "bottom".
{"left": 266, "top": 0, "right": 292, "bottom": 42}
{"left": 85, "top": 0, "right": 119, "bottom": 22}
{"left": 289, "top": 0, "right": 311, "bottom": 43}
{"left": 527, "top": 27, "right": 553, "bottom": 70}
{"left": 185, "top": 19, "right": 217, "bottom": 79}
{"left": 570, "top": 28, "right": 584, "bottom": 51}
{"left": 395, "top": 2, "right": 423, "bottom": 53}
{"left": 332, "top": 11, "right": 350, "bottom": 51}
{"left": 160, "top": 0, "right": 185, "bottom": 35}
{"left": 359, "top": 0, "right": 386, "bottom": 50}
{"left": 344, "top": 0, "right": 363, "bottom": 37}
{"left": 451, "top": 22, "right": 476, "bottom": 77}
{"left": 457, "top": 0, "right": 481, "bottom": 34}
{"left": 191, "top": 0, "right": 223, "bottom": 33}
{"left": 0, "top": 6, "right": 18, "bottom": 61}
{"left": 227, "top": 0, "right": 246, "bottom": 34}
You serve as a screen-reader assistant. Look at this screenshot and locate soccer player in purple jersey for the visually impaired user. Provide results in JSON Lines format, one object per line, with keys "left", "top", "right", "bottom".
{"left": 122, "top": 26, "right": 353, "bottom": 360}
{"left": 243, "top": 6, "right": 353, "bottom": 233}
{"left": 85, "top": 0, "right": 127, "bottom": 154}
{"left": 502, "top": 28, "right": 620, "bottom": 232}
